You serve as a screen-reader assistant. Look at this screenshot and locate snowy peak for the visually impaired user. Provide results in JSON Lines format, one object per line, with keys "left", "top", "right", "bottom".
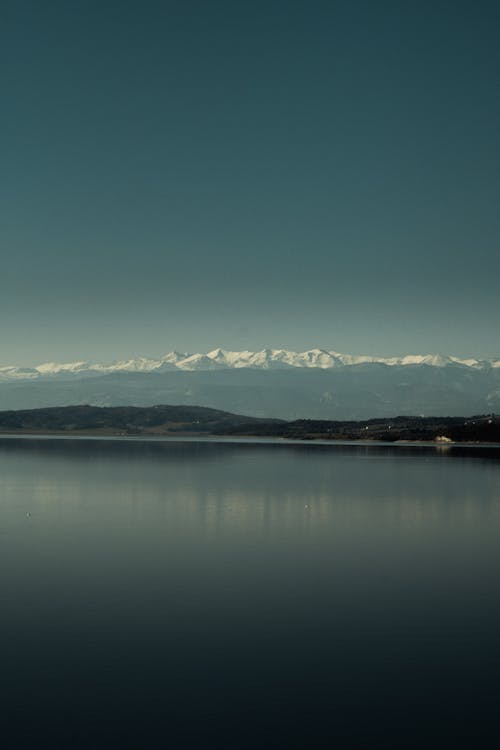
{"left": 176, "top": 353, "right": 225, "bottom": 371}
{"left": 0, "top": 349, "right": 497, "bottom": 381}
{"left": 36, "top": 361, "right": 91, "bottom": 374}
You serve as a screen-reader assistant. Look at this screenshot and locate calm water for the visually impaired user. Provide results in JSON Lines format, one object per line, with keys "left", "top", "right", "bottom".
{"left": 1, "top": 437, "right": 500, "bottom": 748}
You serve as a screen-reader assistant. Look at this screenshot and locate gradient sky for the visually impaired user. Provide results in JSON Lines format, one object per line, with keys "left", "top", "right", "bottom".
{"left": 2, "top": 0, "right": 499, "bottom": 365}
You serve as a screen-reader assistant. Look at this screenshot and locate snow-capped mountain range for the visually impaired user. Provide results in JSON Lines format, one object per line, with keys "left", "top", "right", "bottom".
{"left": 0, "top": 348, "right": 499, "bottom": 420}
{"left": 1, "top": 348, "right": 499, "bottom": 381}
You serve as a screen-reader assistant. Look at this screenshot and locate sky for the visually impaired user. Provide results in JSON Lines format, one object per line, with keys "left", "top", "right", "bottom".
{"left": 1, "top": 0, "right": 499, "bottom": 365}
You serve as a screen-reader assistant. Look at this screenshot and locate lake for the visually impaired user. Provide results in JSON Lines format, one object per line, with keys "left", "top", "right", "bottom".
{"left": 1, "top": 437, "right": 500, "bottom": 748}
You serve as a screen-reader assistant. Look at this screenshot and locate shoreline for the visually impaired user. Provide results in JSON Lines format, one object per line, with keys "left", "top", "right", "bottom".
{"left": 0, "top": 431, "right": 499, "bottom": 449}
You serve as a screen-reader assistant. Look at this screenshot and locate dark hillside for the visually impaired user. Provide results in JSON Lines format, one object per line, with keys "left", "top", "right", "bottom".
{"left": 0, "top": 405, "right": 498, "bottom": 442}
{"left": 0, "top": 404, "right": 281, "bottom": 435}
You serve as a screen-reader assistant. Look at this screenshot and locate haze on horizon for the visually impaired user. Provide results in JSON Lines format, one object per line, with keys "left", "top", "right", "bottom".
{"left": 2, "top": 0, "right": 499, "bottom": 367}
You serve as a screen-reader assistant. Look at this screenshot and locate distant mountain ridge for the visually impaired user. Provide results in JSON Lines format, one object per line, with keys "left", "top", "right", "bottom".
{"left": 0, "top": 349, "right": 499, "bottom": 420}
{"left": 1, "top": 348, "right": 499, "bottom": 381}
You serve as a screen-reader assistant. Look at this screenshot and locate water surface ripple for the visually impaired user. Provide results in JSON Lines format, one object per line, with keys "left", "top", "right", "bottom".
{"left": 1, "top": 438, "right": 499, "bottom": 747}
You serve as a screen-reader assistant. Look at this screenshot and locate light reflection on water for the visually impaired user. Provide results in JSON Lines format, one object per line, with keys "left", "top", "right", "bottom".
{"left": 1, "top": 438, "right": 500, "bottom": 748}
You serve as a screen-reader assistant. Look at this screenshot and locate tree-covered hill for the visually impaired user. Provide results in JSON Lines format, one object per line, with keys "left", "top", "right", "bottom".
{"left": 0, "top": 404, "right": 498, "bottom": 442}
{"left": 0, "top": 404, "right": 281, "bottom": 434}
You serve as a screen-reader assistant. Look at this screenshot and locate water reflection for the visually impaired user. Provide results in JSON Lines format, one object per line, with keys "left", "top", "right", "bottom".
{"left": 0, "top": 438, "right": 500, "bottom": 748}
{"left": 1, "top": 437, "right": 499, "bottom": 537}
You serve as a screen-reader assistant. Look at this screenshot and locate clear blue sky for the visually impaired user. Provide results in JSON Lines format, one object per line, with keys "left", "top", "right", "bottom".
{"left": 2, "top": 0, "right": 499, "bottom": 364}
